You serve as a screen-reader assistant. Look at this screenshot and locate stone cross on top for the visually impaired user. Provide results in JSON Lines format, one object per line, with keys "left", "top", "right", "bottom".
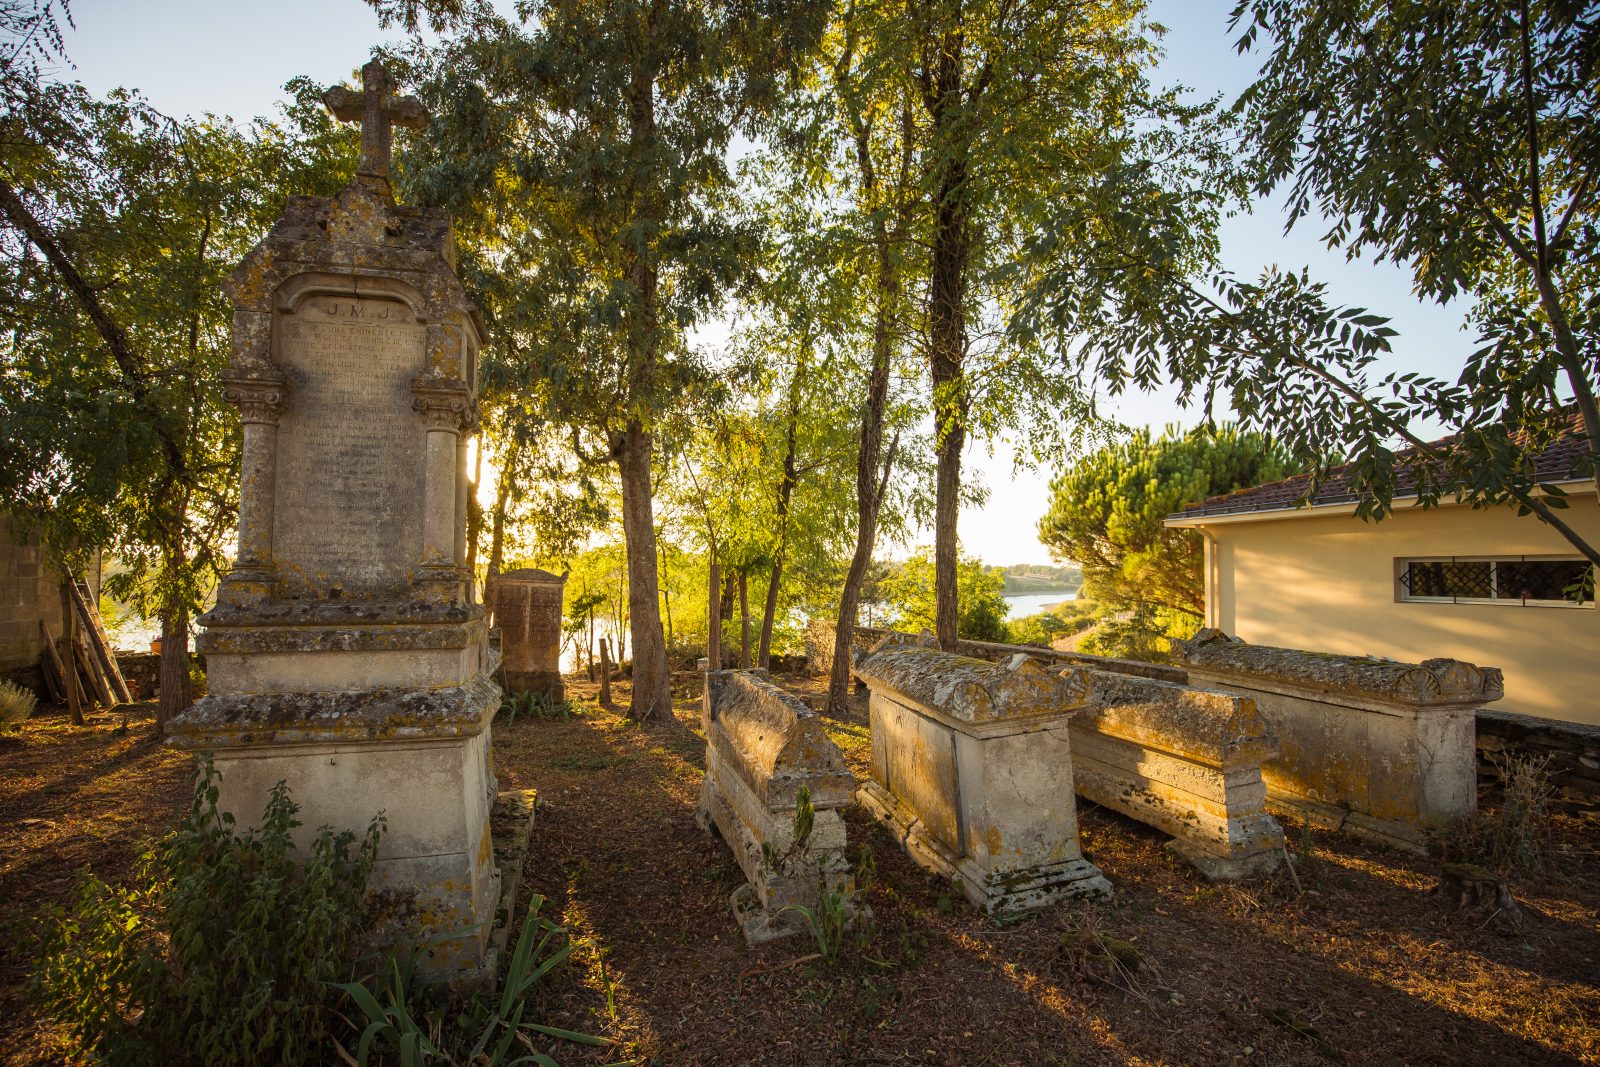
{"left": 323, "top": 58, "right": 429, "bottom": 182}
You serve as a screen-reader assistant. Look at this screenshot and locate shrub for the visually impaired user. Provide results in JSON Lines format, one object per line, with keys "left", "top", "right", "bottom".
{"left": 0, "top": 679, "right": 37, "bottom": 726}
{"left": 32, "top": 758, "right": 384, "bottom": 1066}
{"left": 1442, "top": 752, "right": 1555, "bottom": 876}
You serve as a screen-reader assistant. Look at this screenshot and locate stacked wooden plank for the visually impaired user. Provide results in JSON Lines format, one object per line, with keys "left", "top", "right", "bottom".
{"left": 37, "top": 578, "right": 131, "bottom": 707}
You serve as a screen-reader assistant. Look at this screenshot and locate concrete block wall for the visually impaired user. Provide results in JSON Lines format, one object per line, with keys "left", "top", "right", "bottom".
{"left": 0, "top": 515, "right": 64, "bottom": 676}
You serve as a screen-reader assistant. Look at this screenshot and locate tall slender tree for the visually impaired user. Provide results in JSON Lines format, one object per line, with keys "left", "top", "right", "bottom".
{"left": 385, "top": 0, "right": 826, "bottom": 722}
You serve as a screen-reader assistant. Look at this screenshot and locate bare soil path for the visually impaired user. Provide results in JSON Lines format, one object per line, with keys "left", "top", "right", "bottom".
{"left": 2, "top": 676, "right": 1597, "bottom": 1066}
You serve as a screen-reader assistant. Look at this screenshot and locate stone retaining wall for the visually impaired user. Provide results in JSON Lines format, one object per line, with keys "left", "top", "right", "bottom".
{"left": 695, "top": 669, "right": 857, "bottom": 942}
{"left": 803, "top": 619, "right": 1179, "bottom": 684}
{"left": 1476, "top": 709, "right": 1600, "bottom": 808}
{"left": 1172, "top": 628, "right": 1501, "bottom": 851}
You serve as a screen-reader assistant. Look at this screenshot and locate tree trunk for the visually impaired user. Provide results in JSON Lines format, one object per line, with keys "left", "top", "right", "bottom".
{"left": 758, "top": 556, "right": 783, "bottom": 670}
{"left": 718, "top": 573, "right": 736, "bottom": 667}
{"left": 156, "top": 602, "right": 191, "bottom": 734}
{"left": 615, "top": 423, "right": 671, "bottom": 721}
{"left": 58, "top": 580, "right": 83, "bottom": 726}
{"left": 738, "top": 570, "right": 751, "bottom": 669}
{"left": 707, "top": 558, "right": 721, "bottom": 673}
{"left": 599, "top": 636, "right": 613, "bottom": 706}
{"left": 932, "top": 414, "right": 964, "bottom": 649}
{"left": 659, "top": 537, "right": 674, "bottom": 654}
{"left": 827, "top": 326, "right": 898, "bottom": 714}
{"left": 925, "top": 23, "right": 972, "bottom": 654}
{"left": 759, "top": 342, "right": 807, "bottom": 669}
{"left": 486, "top": 450, "right": 515, "bottom": 623}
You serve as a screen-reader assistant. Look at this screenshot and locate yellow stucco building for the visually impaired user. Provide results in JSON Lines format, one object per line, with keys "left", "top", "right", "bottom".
{"left": 1166, "top": 441, "right": 1598, "bottom": 728}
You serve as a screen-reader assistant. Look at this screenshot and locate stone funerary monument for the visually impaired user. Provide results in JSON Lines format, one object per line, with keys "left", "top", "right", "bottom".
{"left": 494, "top": 567, "right": 566, "bottom": 701}
{"left": 167, "top": 60, "right": 507, "bottom": 979}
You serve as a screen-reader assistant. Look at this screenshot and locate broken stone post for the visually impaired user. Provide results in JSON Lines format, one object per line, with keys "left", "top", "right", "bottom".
{"left": 695, "top": 669, "right": 857, "bottom": 942}
{"left": 1172, "top": 628, "right": 1502, "bottom": 851}
{"left": 854, "top": 640, "right": 1111, "bottom": 914}
{"left": 1068, "top": 670, "right": 1285, "bottom": 880}
{"left": 493, "top": 568, "right": 565, "bottom": 701}
{"left": 166, "top": 60, "right": 509, "bottom": 982}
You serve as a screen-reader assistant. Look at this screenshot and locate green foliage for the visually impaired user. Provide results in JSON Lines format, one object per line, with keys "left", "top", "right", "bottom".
{"left": 0, "top": 679, "right": 37, "bottom": 725}
{"left": 1023, "top": 0, "right": 1600, "bottom": 563}
{"left": 1039, "top": 425, "right": 1300, "bottom": 619}
{"left": 31, "top": 758, "right": 383, "bottom": 1066}
{"left": 334, "top": 893, "right": 618, "bottom": 1067}
{"left": 498, "top": 690, "right": 579, "bottom": 724}
{"left": 1077, "top": 603, "right": 1202, "bottom": 663}
{"left": 997, "top": 565, "right": 1083, "bottom": 595}
{"left": 879, "top": 549, "right": 1010, "bottom": 642}
{"left": 1005, "top": 602, "right": 1098, "bottom": 648}
{"left": 791, "top": 783, "right": 815, "bottom": 850}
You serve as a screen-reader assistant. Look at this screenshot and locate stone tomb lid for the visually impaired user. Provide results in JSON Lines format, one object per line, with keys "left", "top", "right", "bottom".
{"left": 854, "top": 644, "right": 1092, "bottom": 726}
{"left": 497, "top": 568, "right": 566, "bottom": 584}
{"left": 705, "top": 670, "right": 854, "bottom": 811}
{"left": 1074, "top": 669, "right": 1279, "bottom": 767}
{"left": 1170, "top": 628, "right": 1504, "bottom": 707}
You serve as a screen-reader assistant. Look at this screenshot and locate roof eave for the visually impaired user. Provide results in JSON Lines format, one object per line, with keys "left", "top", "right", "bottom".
{"left": 1163, "top": 479, "right": 1595, "bottom": 529}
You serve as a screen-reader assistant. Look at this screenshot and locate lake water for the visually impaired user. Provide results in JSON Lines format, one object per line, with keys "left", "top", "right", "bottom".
{"left": 1002, "top": 590, "right": 1078, "bottom": 620}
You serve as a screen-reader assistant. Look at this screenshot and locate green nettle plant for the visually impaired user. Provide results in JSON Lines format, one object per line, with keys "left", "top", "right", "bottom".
{"left": 31, "top": 759, "right": 384, "bottom": 1067}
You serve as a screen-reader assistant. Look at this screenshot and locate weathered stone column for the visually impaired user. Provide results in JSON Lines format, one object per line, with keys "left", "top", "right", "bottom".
{"left": 219, "top": 370, "right": 287, "bottom": 597}
{"left": 453, "top": 426, "right": 471, "bottom": 571}
{"left": 412, "top": 378, "right": 470, "bottom": 567}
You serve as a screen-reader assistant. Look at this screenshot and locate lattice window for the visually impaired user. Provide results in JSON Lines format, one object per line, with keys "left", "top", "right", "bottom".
{"left": 1398, "top": 557, "right": 1594, "bottom": 606}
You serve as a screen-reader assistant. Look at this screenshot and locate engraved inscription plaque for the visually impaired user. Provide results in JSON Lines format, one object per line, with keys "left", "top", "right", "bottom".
{"left": 273, "top": 296, "right": 426, "bottom": 593}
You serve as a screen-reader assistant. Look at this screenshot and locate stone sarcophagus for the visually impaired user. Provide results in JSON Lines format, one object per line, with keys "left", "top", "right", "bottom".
{"left": 695, "top": 670, "right": 856, "bottom": 942}
{"left": 1172, "top": 629, "right": 1503, "bottom": 851}
{"left": 1069, "top": 671, "right": 1284, "bottom": 880}
{"left": 167, "top": 62, "right": 507, "bottom": 982}
{"left": 854, "top": 643, "right": 1111, "bottom": 914}
{"left": 494, "top": 568, "right": 565, "bottom": 701}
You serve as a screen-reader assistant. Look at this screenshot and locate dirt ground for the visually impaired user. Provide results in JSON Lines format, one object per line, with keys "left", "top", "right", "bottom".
{"left": 2, "top": 677, "right": 1598, "bottom": 1066}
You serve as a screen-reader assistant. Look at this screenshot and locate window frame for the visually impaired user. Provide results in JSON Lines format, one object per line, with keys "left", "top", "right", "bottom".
{"left": 1395, "top": 555, "right": 1595, "bottom": 608}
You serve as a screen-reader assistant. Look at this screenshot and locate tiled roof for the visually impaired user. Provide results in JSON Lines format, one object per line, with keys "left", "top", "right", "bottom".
{"left": 1173, "top": 413, "right": 1593, "bottom": 521}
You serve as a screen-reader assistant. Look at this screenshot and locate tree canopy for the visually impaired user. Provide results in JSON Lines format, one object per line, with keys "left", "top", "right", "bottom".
{"left": 1038, "top": 424, "right": 1301, "bottom": 618}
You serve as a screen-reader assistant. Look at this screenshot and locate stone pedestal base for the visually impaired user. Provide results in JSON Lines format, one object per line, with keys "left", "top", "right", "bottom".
{"left": 858, "top": 779, "right": 1110, "bottom": 915}
{"left": 167, "top": 678, "right": 502, "bottom": 983}
{"left": 486, "top": 789, "right": 538, "bottom": 968}
{"left": 695, "top": 760, "right": 852, "bottom": 944}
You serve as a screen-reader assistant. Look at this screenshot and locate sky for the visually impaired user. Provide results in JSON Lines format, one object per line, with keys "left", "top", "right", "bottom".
{"left": 61, "top": 0, "right": 1476, "bottom": 567}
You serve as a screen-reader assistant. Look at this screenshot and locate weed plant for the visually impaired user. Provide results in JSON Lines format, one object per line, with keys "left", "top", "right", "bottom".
{"left": 499, "top": 690, "right": 580, "bottom": 723}
{"left": 1441, "top": 751, "right": 1555, "bottom": 875}
{"left": 0, "top": 679, "right": 36, "bottom": 726}
{"left": 31, "top": 758, "right": 383, "bottom": 1066}
{"left": 334, "top": 893, "right": 626, "bottom": 1066}
{"left": 783, "top": 845, "right": 877, "bottom": 967}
